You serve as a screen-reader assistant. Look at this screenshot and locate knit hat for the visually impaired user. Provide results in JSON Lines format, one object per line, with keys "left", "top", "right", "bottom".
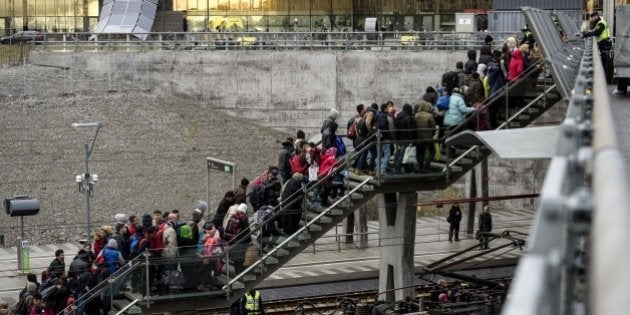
{"left": 237, "top": 203, "right": 248, "bottom": 213}
{"left": 203, "top": 222, "right": 214, "bottom": 230}
{"left": 519, "top": 44, "right": 529, "bottom": 54}
{"left": 590, "top": 11, "right": 599, "bottom": 17}
{"left": 477, "top": 63, "right": 487, "bottom": 76}
{"left": 195, "top": 201, "right": 208, "bottom": 214}
{"left": 484, "top": 34, "right": 493, "bottom": 43}
{"left": 114, "top": 213, "right": 128, "bottom": 224}
{"left": 329, "top": 108, "right": 339, "bottom": 120}
{"left": 107, "top": 238, "right": 118, "bottom": 249}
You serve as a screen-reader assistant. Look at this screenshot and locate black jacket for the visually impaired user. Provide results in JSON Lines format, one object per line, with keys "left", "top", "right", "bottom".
{"left": 448, "top": 206, "right": 462, "bottom": 224}
{"left": 395, "top": 105, "right": 415, "bottom": 141}
{"left": 464, "top": 49, "right": 478, "bottom": 74}
{"left": 321, "top": 118, "right": 338, "bottom": 150}
{"left": 479, "top": 212, "right": 492, "bottom": 232}
{"left": 278, "top": 143, "right": 293, "bottom": 174}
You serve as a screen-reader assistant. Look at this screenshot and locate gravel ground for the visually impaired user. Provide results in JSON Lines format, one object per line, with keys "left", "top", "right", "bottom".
{"left": 0, "top": 64, "right": 290, "bottom": 245}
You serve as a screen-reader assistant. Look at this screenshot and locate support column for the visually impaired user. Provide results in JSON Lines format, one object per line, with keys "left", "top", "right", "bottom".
{"left": 378, "top": 192, "right": 417, "bottom": 303}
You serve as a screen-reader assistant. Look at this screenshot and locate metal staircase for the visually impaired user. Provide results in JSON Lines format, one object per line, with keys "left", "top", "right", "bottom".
{"left": 67, "top": 59, "right": 567, "bottom": 315}
{"left": 136, "top": 62, "right": 565, "bottom": 312}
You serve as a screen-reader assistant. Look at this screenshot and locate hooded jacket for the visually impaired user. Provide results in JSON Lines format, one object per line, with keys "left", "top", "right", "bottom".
{"left": 413, "top": 101, "right": 436, "bottom": 140}
{"left": 464, "top": 49, "right": 478, "bottom": 74}
{"left": 508, "top": 49, "right": 525, "bottom": 81}
{"left": 444, "top": 93, "right": 475, "bottom": 127}
{"left": 395, "top": 104, "right": 415, "bottom": 141}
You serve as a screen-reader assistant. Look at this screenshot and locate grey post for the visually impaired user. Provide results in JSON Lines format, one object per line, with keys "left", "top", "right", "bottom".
{"left": 72, "top": 121, "right": 102, "bottom": 240}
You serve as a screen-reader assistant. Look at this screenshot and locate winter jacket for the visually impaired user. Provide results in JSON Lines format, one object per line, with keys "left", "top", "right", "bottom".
{"left": 320, "top": 117, "right": 338, "bottom": 150}
{"left": 68, "top": 252, "right": 91, "bottom": 278}
{"left": 465, "top": 78, "right": 485, "bottom": 105}
{"left": 487, "top": 60, "right": 506, "bottom": 96}
{"left": 479, "top": 43, "right": 493, "bottom": 65}
{"left": 376, "top": 109, "right": 392, "bottom": 140}
{"left": 278, "top": 142, "right": 293, "bottom": 177}
{"left": 479, "top": 212, "right": 492, "bottom": 232}
{"left": 444, "top": 93, "right": 475, "bottom": 127}
{"left": 448, "top": 206, "right": 462, "bottom": 224}
{"left": 508, "top": 49, "right": 524, "bottom": 81}
{"left": 395, "top": 104, "right": 415, "bottom": 141}
{"left": 100, "top": 247, "right": 124, "bottom": 274}
{"left": 318, "top": 147, "right": 337, "bottom": 178}
{"left": 464, "top": 49, "right": 478, "bottom": 74}
{"left": 413, "top": 101, "right": 436, "bottom": 140}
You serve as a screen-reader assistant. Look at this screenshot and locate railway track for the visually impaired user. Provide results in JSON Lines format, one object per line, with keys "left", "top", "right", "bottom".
{"left": 199, "top": 276, "right": 513, "bottom": 314}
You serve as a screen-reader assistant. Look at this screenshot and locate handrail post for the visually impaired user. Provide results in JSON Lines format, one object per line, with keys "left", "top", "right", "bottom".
{"left": 376, "top": 131, "right": 381, "bottom": 185}
{"left": 144, "top": 248, "right": 150, "bottom": 308}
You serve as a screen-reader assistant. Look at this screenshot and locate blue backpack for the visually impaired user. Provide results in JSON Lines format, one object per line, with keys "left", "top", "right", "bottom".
{"left": 335, "top": 136, "right": 346, "bottom": 156}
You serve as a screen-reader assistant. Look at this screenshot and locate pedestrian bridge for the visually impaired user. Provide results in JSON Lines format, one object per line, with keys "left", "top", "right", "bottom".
{"left": 48, "top": 7, "right": 628, "bottom": 315}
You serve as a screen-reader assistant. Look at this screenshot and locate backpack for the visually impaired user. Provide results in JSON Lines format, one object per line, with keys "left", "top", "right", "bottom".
{"left": 254, "top": 205, "right": 277, "bottom": 235}
{"left": 130, "top": 238, "right": 149, "bottom": 259}
{"left": 13, "top": 293, "right": 30, "bottom": 315}
{"left": 175, "top": 222, "right": 195, "bottom": 249}
{"left": 128, "top": 234, "right": 141, "bottom": 256}
{"left": 335, "top": 136, "right": 346, "bottom": 156}
{"left": 442, "top": 71, "right": 459, "bottom": 92}
{"left": 223, "top": 211, "right": 246, "bottom": 243}
{"left": 248, "top": 184, "right": 266, "bottom": 210}
{"left": 436, "top": 95, "right": 451, "bottom": 111}
{"left": 346, "top": 117, "right": 358, "bottom": 140}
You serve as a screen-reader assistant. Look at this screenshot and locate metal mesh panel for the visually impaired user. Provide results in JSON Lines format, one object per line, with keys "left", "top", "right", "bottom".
{"left": 522, "top": 6, "right": 582, "bottom": 99}
{"left": 554, "top": 11, "right": 579, "bottom": 36}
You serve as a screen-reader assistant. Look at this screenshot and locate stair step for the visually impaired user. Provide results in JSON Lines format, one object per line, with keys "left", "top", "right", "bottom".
{"left": 305, "top": 223, "right": 322, "bottom": 232}
{"left": 262, "top": 256, "right": 278, "bottom": 264}
{"left": 508, "top": 121, "right": 522, "bottom": 128}
{"left": 350, "top": 192, "right": 364, "bottom": 200}
{"left": 346, "top": 180, "right": 375, "bottom": 191}
{"left": 216, "top": 275, "right": 245, "bottom": 289}
{"left": 243, "top": 273, "right": 257, "bottom": 281}
{"left": 274, "top": 248, "right": 290, "bottom": 256}
{"left": 305, "top": 211, "right": 333, "bottom": 223}
{"left": 329, "top": 208, "right": 345, "bottom": 216}
{"left": 113, "top": 299, "right": 142, "bottom": 314}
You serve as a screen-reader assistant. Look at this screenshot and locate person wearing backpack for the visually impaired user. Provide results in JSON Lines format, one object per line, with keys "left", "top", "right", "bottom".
{"left": 223, "top": 204, "right": 251, "bottom": 274}
{"left": 320, "top": 108, "right": 339, "bottom": 150}
{"left": 255, "top": 203, "right": 280, "bottom": 252}
{"left": 14, "top": 282, "right": 36, "bottom": 315}
{"left": 211, "top": 191, "right": 236, "bottom": 228}
{"left": 279, "top": 173, "right": 305, "bottom": 235}
{"left": 354, "top": 105, "right": 377, "bottom": 176}
{"left": 198, "top": 222, "right": 224, "bottom": 291}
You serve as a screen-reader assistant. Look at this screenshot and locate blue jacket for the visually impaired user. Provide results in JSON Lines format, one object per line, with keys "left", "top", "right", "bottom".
{"left": 444, "top": 93, "right": 475, "bottom": 126}
{"left": 102, "top": 247, "right": 124, "bottom": 275}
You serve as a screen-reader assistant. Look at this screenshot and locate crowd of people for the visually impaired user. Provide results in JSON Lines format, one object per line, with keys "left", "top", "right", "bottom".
{"left": 8, "top": 29, "right": 547, "bottom": 315}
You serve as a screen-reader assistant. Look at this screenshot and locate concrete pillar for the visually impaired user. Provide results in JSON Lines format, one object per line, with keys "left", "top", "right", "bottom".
{"left": 377, "top": 192, "right": 417, "bottom": 303}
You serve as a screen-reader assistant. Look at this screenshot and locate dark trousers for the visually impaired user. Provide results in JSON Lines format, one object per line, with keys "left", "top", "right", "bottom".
{"left": 479, "top": 232, "right": 490, "bottom": 249}
{"left": 448, "top": 223, "right": 460, "bottom": 241}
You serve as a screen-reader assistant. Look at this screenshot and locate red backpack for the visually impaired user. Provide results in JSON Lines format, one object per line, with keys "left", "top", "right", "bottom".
{"left": 346, "top": 117, "right": 358, "bottom": 140}
{"left": 223, "top": 211, "right": 246, "bottom": 244}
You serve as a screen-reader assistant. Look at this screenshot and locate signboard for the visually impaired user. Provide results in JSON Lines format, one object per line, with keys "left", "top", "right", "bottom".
{"left": 459, "top": 18, "right": 472, "bottom": 25}
{"left": 207, "top": 158, "right": 234, "bottom": 174}
{"left": 206, "top": 157, "right": 236, "bottom": 210}
{"left": 17, "top": 239, "right": 29, "bottom": 273}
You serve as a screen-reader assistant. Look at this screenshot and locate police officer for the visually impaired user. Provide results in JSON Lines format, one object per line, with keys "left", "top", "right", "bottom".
{"left": 240, "top": 288, "right": 265, "bottom": 314}
{"left": 583, "top": 11, "right": 614, "bottom": 82}
{"left": 520, "top": 24, "right": 535, "bottom": 50}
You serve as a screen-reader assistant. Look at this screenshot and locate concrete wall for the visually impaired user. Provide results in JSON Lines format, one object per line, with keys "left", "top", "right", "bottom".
{"left": 28, "top": 50, "right": 464, "bottom": 136}
{"left": 0, "top": 50, "right": 560, "bottom": 245}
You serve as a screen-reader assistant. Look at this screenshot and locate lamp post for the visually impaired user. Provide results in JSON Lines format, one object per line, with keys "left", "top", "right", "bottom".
{"left": 72, "top": 121, "right": 102, "bottom": 240}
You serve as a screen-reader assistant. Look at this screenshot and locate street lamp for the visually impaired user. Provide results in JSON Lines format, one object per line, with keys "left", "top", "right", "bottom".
{"left": 72, "top": 121, "right": 102, "bottom": 240}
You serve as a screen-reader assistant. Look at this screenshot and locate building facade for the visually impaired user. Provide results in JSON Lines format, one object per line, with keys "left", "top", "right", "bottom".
{"left": 0, "top": 0, "right": 501, "bottom": 35}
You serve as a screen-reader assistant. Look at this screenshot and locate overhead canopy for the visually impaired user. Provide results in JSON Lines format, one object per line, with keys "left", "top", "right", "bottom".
{"left": 446, "top": 126, "right": 560, "bottom": 159}
{"left": 94, "top": 0, "right": 159, "bottom": 40}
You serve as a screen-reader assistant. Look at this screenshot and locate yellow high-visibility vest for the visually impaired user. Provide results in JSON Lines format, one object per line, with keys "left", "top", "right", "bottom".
{"left": 244, "top": 291, "right": 260, "bottom": 314}
{"left": 596, "top": 19, "right": 610, "bottom": 42}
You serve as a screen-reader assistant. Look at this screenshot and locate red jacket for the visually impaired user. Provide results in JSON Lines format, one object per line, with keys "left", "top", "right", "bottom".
{"left": 318, "top": 147, "right": 338, "bottom": 177}
{"left": 508, "top": 49, "right": 524, "bottom": 81}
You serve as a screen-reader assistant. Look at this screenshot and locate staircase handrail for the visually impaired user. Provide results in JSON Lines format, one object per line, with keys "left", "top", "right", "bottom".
{"left": 222, "top": 176, "right": 374, "bottom": 290}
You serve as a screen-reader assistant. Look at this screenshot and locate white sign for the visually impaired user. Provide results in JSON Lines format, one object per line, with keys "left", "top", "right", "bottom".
{"left": 459, "top": 18, "right": 472, "bottom": 25}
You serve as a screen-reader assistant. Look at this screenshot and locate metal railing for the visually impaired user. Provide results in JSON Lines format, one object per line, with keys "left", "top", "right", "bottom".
{"left": 503, "top": 37, "right": 630, "bottom": 314}
{"left": 20, "top": 31, "right": 519, "bottom": 52}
